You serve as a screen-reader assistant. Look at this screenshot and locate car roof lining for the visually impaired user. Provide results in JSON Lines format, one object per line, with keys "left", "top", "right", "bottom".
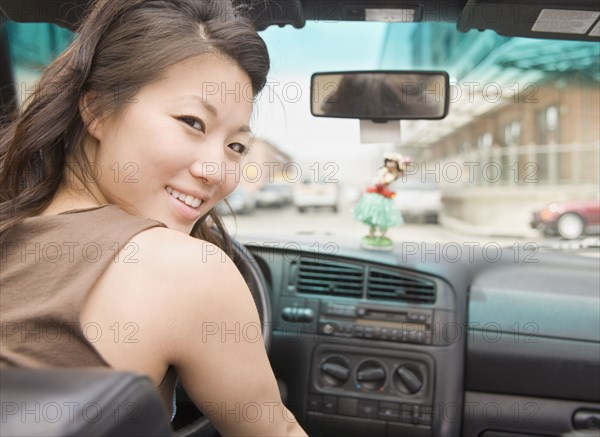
{"left": 1, "top": 0, "right": 599, "bottom": 41}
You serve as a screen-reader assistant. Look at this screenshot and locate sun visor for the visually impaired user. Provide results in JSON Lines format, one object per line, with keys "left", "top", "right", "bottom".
{"left": 457, "top": 0, "right": 600, "bottom": 42}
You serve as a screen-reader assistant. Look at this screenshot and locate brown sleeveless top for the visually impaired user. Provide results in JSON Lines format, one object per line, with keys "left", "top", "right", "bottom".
{"left": 0, "top": 205, "right": 177, "bottom": 414}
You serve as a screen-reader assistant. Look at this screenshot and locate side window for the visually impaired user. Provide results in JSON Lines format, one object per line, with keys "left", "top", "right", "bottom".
{"left": 5, "top": 21, "right": 73, "bottom": 105}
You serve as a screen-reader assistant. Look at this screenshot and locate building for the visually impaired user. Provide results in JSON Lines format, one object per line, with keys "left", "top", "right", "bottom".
{"left": 239, "top": 138, "right": 295, "bottom": 192}
{"left": 377, "top": 22, "right": 600, "bottom": 229}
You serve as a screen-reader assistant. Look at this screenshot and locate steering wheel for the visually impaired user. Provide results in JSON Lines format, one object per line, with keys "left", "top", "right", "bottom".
{"left": 173, "top": 239, "right": 272, "bottom": 437}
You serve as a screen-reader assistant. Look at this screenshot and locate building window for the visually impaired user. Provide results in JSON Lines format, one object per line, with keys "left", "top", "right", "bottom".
{"left": 537, "top": 105, "right": 559, "bottom": 145}
{"left": 477, "top": 132, "right": 493, "bottom": 149}
{"left": 535, "top": 105, "right": 562, "bottom": 183}
{"left": 503, "top": 121, "right": 521, "bottom": 146}
{"left": 475, "top": 133, "right": 494, "bottom": 185}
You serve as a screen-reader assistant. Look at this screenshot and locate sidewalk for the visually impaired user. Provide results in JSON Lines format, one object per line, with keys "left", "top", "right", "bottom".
{"left": 439, "top": 214, "right": 540, "bottom": 239}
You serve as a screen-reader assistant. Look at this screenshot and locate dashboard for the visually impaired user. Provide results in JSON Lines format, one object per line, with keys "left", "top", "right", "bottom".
{"left": 241, "top": 235, "right": 600, "bottom": 437}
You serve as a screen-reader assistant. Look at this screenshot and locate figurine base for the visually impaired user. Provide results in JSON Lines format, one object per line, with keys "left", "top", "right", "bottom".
{"left": 361, "top": 236, "right": 394, "bottom": 251}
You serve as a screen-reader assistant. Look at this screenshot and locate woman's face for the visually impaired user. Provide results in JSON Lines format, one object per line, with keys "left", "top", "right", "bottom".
{"left": 88, "top": 54, "right": 254, "bottom": 234}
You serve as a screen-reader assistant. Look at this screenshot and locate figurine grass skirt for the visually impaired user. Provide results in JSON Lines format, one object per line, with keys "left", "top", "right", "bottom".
{"left": 353, "top": 192, "right": 404, "bottom": 228}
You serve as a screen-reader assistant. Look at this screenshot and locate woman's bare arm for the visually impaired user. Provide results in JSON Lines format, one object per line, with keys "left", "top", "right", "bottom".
{"left": 131, "top": 228, "right": 307, "bottom": 437}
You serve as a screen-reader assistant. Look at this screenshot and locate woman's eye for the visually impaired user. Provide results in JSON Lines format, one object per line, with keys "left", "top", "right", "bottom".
{"left": 228, "top": 142, "right": 248, "bottom": 155}
{"left": 178, "top": 116, "right": 205, "bottom": 132}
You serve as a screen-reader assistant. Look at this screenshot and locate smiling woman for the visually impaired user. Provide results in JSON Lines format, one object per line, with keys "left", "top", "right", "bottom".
{"left": 76, "top": 54, "right": 254, "bottom": 234}
{"left": 0, "top": 0, "right": 307, "bottom": 436}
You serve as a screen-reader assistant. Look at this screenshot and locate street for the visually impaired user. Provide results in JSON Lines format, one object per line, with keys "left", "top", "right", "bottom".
{"left": 222, "top": 203, "right": 537, "bottom": 246}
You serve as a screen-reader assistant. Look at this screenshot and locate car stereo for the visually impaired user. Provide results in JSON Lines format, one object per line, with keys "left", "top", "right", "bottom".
{"left": 316, "top": 302, "right": 434, "bottom": 345}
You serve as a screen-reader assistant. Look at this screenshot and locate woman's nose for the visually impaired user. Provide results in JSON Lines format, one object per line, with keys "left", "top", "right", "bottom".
{"left": 190, "top": 160, "right": 222, "bottom": 186}
{"left": 189, "top": 145, "right": 235, "bottom": 186}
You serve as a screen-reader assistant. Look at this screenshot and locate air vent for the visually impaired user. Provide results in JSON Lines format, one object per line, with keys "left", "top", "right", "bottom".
{"left": 367, "top": 268, "right": 435, "bottom": 304}
{"left": 296, "top": 257, "right": 364, "bottom": 297}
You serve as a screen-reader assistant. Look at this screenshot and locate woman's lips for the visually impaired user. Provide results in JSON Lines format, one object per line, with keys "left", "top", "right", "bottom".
{"left": 165, "top": 187, "right": 203, "bottom": 221}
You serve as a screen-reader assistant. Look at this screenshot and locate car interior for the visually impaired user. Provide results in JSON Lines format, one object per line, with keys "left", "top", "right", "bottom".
{"left": 1, "top": 1, "right": 599, "bottom": 437}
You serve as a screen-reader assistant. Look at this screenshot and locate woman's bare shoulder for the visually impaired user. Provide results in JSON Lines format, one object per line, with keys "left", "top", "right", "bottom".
{"left": 128, "top": 227, "right": 231, "bottom": 270}
{"left": 120, "top": 227, "right": 244, "bottom": 307}
{"left": 81, "top": 226, "right": 249, "bottom": 379}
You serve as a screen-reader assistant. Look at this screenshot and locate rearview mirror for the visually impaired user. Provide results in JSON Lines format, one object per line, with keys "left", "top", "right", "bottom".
{"left": 311, "top": 71, "right": 449, "bottom": 120}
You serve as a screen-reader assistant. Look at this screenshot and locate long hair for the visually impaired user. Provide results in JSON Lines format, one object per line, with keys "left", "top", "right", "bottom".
{"left": 0, "top": 0, "right": 270, "bottom": 253}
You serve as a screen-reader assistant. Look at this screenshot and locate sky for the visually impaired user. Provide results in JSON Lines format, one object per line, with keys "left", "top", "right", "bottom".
{"left": 250, "top": 21, "right": 398, "bottom": 185}
{"left": 259, "top": 21, "right": 388, "bottom": 75}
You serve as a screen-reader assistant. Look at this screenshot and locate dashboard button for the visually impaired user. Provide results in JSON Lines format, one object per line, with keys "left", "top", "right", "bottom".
{"left": 358, "top": 400, "right": 377, "bottom": 419}
{"left": 298, "top": 308, "right": 315, "bottom": 322}
{"left": 281, "top": 307, "right": 295, "bottom": 321}
{"left": 421, "top": 412, "right": 432, "bottom": 425}
{"left": 338, "top": 398, "right": 358, "bottom": 416}
{"left": 400, "top": 404, "right": 413, "bottom": 423}
{"left": 378, "top": 402, "right": 400, "bottom": 421}
{"left": 425, "top": 332, "right": 433, "bottom": 344}
{"left": 408, "top": 313, "right": 419, "bottom": 322}
{"left": 321, "top": 396, "right": 337, "bottom": 414}
{"left": 412, "top": 404, "right": 421, "bottom": 424}
{"left": 307, "top": 395, "right": 321, "bottom": 411}
{"left": 320, "top": 322, "right": 335, "bottom": 335}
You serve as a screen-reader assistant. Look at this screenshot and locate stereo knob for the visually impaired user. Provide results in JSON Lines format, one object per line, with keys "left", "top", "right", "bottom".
{"left": 322, "top": 323, "right": 335, "bottom": 335}
{"left": 356, "top": 360, "right": 386, "bottom": 390}
{"left": 322, "top": 363, "right": 349, "bottom": 381}
{"left": 320, "top": 356, "right": 350, "bottom": 387}
{"left": 394, "top": 365, "right": 424, "bottom": 394}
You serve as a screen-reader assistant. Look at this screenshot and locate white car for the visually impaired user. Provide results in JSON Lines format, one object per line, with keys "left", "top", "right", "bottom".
{"left": 293, "top": 179, "right": 339, "bottom": 213}
{"left": 389, "top": 176, "right": 442, "bottom": 223}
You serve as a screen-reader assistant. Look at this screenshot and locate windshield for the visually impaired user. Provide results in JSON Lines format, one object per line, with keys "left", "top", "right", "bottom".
{"left": 6, "top": 20, "right": 600, "bottom": 248}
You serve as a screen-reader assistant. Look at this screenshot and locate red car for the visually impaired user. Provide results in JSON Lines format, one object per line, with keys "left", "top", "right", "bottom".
{"left": 530, "top": 199, "right": 600, "bottom": 239}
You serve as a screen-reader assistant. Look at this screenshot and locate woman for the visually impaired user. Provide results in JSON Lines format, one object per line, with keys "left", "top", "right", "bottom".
{"left": 0, "top": 1, "right": 307, "bottom": 435}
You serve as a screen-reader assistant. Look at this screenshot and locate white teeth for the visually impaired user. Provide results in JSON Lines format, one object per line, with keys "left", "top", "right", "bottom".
{"left": 166, "top": 186, "right": 203, "bottom": 209}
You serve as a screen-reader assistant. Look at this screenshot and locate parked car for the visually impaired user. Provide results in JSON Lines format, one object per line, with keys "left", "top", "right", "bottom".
{"left": 530, "top": 199, "right": 600, "bottom": 239}
{"left": 215, "top": 188, "right": 256, "bottom": 216}
{"left": 293, "top": 179, "right": 339, "bottom": 213}
{"left": 389, "top": 175, "right": 443, "bottom": 223}
{"left": 255, "top": 182, "right": 293, "bottom": 208}
{"left": 2, "top": 2, "right": 600, "bottom": 437}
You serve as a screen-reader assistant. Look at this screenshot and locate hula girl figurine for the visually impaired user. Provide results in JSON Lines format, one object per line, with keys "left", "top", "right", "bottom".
{"left": 353, "top": 153, "right": 410, "bottom": 250}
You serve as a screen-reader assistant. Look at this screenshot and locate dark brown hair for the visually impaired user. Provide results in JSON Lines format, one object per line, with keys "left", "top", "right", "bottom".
{"left": 0, "top": 0, "right": 269, "bottom": 251}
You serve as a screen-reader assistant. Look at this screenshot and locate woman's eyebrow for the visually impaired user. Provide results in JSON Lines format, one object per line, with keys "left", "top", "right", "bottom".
{"left": 186, "top": 95, "right": 218, "bottom": 117}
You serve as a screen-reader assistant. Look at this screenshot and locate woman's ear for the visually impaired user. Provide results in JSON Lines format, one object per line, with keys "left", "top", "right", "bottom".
{"left": 79, "top": 91, "right": 103, "bottom": 140}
